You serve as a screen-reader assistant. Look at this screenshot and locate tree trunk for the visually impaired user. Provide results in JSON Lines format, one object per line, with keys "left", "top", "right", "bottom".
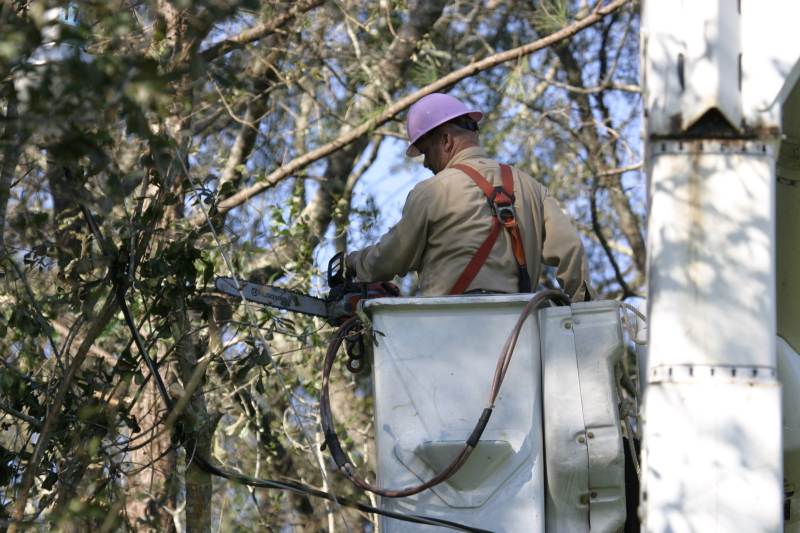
{"left": 0, "top": 89, "right": 26, "bottom": 251}
{"left": 173, "top": 293, "right": 214, "bottom": 533}
{"left": 124, "top": 372, "right": 179, "bottom": 532}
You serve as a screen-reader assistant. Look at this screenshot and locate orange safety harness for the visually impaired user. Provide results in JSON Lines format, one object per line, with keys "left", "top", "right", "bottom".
{"left": 449, "top": 163, "right": 532, "bottom": 295}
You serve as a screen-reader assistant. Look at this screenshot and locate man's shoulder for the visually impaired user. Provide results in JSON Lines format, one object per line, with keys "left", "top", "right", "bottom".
{"left": 402, "top": 175, "right": 446, "bottom": 207}
{"left": 508, "top": 164, "right": 547, "bottom": 192}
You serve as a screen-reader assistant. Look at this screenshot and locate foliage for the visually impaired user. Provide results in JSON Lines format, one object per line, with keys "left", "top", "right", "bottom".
{"left": 0, "top": 0, "right": 640, "bottom": 531}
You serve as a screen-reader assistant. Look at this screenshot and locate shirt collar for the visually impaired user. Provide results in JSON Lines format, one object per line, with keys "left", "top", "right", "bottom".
{"left": 445, "top": 146, "right": 488, "bottom": 168}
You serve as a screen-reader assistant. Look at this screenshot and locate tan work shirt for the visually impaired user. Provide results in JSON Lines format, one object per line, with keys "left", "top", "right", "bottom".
{"left": 347, "top": 146, "right": 593, "bottom": 300}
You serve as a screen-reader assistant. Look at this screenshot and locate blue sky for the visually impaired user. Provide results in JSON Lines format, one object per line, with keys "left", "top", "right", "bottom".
{"left": 350, "top": 137, "right": 426, "bottom": 241}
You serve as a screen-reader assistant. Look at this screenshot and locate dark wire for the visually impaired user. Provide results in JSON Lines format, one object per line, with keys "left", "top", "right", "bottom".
{"left": 78, "top": 206, "right": 491, "bottom": 533}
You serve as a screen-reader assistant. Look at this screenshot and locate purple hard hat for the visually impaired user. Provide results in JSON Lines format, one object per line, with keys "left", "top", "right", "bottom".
{"left": 405, "top": 93, "right": 483, "bottom": 157}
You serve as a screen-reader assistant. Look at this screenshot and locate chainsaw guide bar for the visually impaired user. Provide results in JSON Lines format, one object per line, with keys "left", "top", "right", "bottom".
{"left": 214, "top": 276, "right": 329, "bottom": 318}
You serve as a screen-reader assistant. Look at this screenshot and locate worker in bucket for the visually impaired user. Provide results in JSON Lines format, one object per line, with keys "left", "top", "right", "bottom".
{"left": 346, "top": 92, "right": 593, "bottom": 300}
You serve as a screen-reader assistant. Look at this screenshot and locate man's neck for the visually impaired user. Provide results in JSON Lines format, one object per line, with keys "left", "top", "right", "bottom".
{"left": 445, "top": 145, "right": 486, "bottom": 169}
{"left": 452, "top": 139, "right": 479, "bottom": 154}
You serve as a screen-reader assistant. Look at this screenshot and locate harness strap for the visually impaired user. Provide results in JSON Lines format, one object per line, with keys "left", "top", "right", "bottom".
{"left": 449, "top": 163, "right": 532, "bottom": 294}
{"left": 449, "top": 216, "right": 502, "bottom": 295}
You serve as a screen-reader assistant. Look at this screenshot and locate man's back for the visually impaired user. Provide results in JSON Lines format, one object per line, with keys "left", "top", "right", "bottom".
{"left": 348, "top": 146, "right": 592, "bottom": 299}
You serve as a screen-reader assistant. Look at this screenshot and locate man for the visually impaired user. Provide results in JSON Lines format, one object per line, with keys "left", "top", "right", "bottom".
{"left": 346, "top": 92, "right": 593, "bottom": 301}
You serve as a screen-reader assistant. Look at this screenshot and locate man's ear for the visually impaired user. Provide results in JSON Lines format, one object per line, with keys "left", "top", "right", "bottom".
{"left": 441, "top": 130, "right": 455, "bottom": 153}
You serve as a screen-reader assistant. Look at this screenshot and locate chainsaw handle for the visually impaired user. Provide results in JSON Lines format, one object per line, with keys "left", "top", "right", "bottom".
{"left": 327, "top": 252, "right": 343, "bottom": 287}
{"left": 327, "top": 252, "right": 353, "bottom": 288}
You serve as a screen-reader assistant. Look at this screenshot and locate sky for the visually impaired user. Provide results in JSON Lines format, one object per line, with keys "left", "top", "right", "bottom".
{"left": 350, "top": 138, "right": 426, "bottom": 240}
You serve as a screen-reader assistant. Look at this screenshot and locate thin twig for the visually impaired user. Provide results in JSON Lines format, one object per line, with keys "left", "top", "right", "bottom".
{"left": 589, "top": 162, "right": 642, "bottom": 179}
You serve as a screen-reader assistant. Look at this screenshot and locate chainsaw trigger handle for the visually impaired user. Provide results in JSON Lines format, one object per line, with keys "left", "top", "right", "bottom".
{"left": 328, "top": 252, "right": 345, "bottom": 288}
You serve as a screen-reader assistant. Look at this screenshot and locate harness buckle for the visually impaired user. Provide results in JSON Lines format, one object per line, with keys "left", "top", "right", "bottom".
{"left": 490, "top": 186, "right": 516, "bottom": 225}
{"left": 495, "top": 204, "right": 516, "bottom": 224}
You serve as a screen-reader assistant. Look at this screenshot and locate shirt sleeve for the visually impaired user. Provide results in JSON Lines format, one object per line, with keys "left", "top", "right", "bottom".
{"left": 346, "top": 183, "right": 429, "bottom": 282}
{"left": 541, "top": 190, "right": 595, "bottom": 301}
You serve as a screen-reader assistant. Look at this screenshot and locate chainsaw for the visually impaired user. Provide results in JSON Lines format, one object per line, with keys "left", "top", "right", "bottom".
{"left": 214, "top": 253, "right": 399, "bottom": 372}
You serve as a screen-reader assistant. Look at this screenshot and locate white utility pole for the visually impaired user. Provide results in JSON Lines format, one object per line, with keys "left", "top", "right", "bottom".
{"left": 641, "top": 1, "right": 800, "bottom": 531}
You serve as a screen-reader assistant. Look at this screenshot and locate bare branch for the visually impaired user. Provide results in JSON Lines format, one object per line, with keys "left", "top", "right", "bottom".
{"left": 590, "top": 162, "right": 643, "bottom": 179}
{"left": 52, "top": 320, "right": 116, "bottom": 364}
{"left": 590, "top": 176, "right": 636, "bottom": 299}
{"left": 0, "top": 400, "right": 42, "bottom": 428}
{"left": 530, "top": 74, "right": 641, "bottom": 94}
{"left": 200, "top": 0, "right": 326, "bottom": 62}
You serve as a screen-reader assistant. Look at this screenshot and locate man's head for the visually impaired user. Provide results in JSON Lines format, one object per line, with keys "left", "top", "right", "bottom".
{"left": 405, "top": 93, "right": 483, "bottom": 173}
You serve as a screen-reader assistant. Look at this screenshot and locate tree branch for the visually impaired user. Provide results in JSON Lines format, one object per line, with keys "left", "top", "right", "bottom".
{"left": 0, "top": 92, "right": 23, "bottom": 251}
{"left": 198, "top": 0, "right": 632, "bottom": 224}
{"left": 0, "top": 400, "right": 42, "bottom": 429}
{"left": 200, "top": 0, "right": 326, "bottom": 62}
{"left": 590, "top": 177, "right": 635, "bottom": 299}
{"left": 589, "top": 162, "right": 642, "bottom": 179}
{"left": 52, "top": 320, "right": 116, "bottom": 364}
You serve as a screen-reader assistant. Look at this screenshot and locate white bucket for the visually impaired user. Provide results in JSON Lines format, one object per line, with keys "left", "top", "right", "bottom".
{"left": 365, "top": 294, "right": 546, "bottom": 532}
